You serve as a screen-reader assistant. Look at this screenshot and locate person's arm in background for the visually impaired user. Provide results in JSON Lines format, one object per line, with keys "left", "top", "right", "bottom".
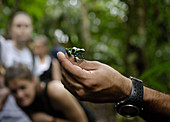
{"left": 0, "top": 36, "right": 7, "bottom": 67}
{"left": 29, "top": 112, "right": 55, "bottom": 122}
{"left": 0, "top": 53, "right": 9, "bottom": 111}
{"left": 52, "top": 58, "right": 62, "bottom": 81}
{"left": 30, "top": 112, "right": 73, "bottom": 122}
{"left": 0, "top": 88, "right": 10, "bottom": 111}
{"left": 48, "top": 81, "right": 88, "bottom": 122}
{"left": 57, "top": 52, "right": 170, "bottom": 121}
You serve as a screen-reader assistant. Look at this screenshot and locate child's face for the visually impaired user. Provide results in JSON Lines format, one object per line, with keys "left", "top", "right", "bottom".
{"left": 33, "top": 40, "right": 48, "bottom": 56}
{"left": 10, "top": 14, "right": 33, "bottom": 43}
{"left": 8, "top": 78, "right": 36, "bottom": 107}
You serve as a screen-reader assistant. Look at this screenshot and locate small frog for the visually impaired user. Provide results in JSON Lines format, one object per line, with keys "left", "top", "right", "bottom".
{"left": 65, "top": 47, "right": 85, "bottom": 62}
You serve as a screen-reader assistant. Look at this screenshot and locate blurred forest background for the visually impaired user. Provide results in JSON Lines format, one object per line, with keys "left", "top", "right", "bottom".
{"left": 0, "top": 0, "right": 170, "bottom": 122}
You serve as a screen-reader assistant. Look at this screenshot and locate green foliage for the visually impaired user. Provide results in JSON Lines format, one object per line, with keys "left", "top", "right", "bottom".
{"left": 140, "top": 61, "right": 170, "bottom": 93}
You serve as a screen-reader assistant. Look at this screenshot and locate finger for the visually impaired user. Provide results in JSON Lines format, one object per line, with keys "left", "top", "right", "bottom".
{"left": 57, "top": 52, "right": 89, "bottom": 78}
{"left": 65, "top": 53, "right": 78, "bottom": 65}
{"left": 58, "top": 52, "right": 77, "bottom": 66}
{"left": 62, "top": 68, "right": 83, "bottom": 90}
{"left": 62, "top": 71, "right": 85, "bottom": 99}
{"left": 58, "top": 52, "right": 100, "bottom": 70}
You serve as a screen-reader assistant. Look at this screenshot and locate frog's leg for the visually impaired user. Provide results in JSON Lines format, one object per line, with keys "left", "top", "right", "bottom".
{"left": 81, "top": 53, "right": 84, "bottom": 60}
{"left": 74, "top": 54, "right": 78, "bottom": 63}
{"left": 77, "top": 53, "right": 84, "bottom": 61}
{"left": 66, "top": 50, "right": 71, "bottom": 57}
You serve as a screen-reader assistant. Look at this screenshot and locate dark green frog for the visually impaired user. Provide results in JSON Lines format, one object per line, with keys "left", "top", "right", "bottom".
{"left": 65, "top": 47, "right": 85, "bottom": 62}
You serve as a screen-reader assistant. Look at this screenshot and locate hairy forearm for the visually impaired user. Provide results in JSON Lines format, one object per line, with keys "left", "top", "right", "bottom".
{"left": 140, "top": 87, "right": 170, "bottom": 121}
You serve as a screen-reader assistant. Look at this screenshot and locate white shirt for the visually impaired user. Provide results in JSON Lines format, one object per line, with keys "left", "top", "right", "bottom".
{"left": 0, "top": 36, "right": 33, "bottom": 71}
{"left": 34, "top": 55, "right": 51, "bottom": 76}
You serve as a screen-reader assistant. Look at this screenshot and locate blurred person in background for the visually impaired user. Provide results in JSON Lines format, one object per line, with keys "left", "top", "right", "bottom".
{"left": 0, "top": 12, "right": 34, "bottom": 71}
{"left": 33, "top": 35, "right": 61, "bottom": 83}
{"left": 0, "top": 11, "right": 34, "bottom": 122}
{"left": 5, "top": 63, "right": 88, "bottom": 122}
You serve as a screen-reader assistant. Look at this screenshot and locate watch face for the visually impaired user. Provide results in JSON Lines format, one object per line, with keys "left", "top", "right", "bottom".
{"left": 117, "top": 104, "right": 140, "bottom": 117}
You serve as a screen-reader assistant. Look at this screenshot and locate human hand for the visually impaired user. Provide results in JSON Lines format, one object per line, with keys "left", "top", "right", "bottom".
{"left": 57, "top": 52, "right": 132, "bottom": 103}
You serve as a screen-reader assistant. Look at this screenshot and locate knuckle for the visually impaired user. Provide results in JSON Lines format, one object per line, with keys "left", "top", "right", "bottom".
{"left": 84, "top": 81, "right": 92, "bottom": 88}
{"left": 83, "top": 79, "right": 96, "bottom": 89}
{"left": 76, "top": 89, "right": 86, "bottom": 98}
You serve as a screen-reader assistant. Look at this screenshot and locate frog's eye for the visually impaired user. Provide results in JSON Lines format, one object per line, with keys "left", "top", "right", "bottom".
{"left": 72, "top": 49, "right": 75, "bottom": 52}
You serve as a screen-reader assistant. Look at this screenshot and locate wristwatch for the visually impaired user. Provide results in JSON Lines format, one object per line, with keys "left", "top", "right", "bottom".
{"left": 115, "top": 76, "right": 143, "bottom": 117}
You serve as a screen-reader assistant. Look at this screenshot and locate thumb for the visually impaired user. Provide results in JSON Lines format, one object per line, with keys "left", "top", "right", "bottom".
{"left": 57, "top": 52, "right": 88, "bottom": 77}
{"left": 57, "top": 52, "right": 66, "bottom": 62}
{"left": 57, "top": 52, "right": 73, "bottom": 68}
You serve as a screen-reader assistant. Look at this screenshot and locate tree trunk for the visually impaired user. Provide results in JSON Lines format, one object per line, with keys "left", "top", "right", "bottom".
{"left": 80, "top": 0, "right": 90, "bottom": 50}
{"left": 123, "top": 0, "right": 146, "bottom": 76}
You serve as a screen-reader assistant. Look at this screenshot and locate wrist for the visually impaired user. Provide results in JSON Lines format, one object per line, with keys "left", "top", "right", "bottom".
{"left": 118, "top": 76, "right": 132, "bottom": 101}
{"left": 124, "top": 77, "right": 132, "bottom": 97}
{"left": 111, "top": 76, "right": 132, "bottom": 103}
